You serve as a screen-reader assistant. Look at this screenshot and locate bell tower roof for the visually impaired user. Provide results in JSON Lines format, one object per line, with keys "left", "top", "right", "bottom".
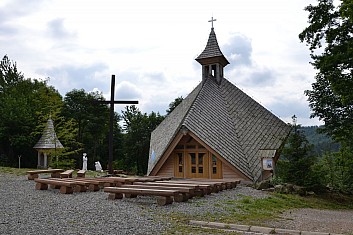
{"left": 195, "top": 26, "right": 229, "bottom": 67}
{"left": 195, "top": 18, "right": 229, "bottom": 84}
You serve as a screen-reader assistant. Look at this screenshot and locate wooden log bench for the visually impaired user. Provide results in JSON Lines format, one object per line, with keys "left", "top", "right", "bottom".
{"left": 49, "top": 178, "right": 92, "bottom": 192}
{"left": 93, "top": 177, "right": 131, "bottom": 187}
{"left": 133, "top": 182, "right": 204, "bottom": 197}
{"left": 71, "top": 178, "right": 102, "bottom": 191}
{"left": 172, "top": 180, "right": 222, "bottom": 193}
{"left": 34, "top": 178, "right": 76, "bottom": 194}
{"left": 191, "top": 178, "right": 241, "bottom": 189}
{"left": 60, "top": 170, "right": 74, "bottom": 178}
{"left": 118, "top": 184, "right": 194, "bottom": 201}
{"left": 27, "top": 169, "right": 64, "bottom": 180}
{"left": 156, "top": 180, "right": 213, "bottom": 195}
{"left": 104, "top": 187, "right": 181, "bottom": 205}
{"left": 35, "top": 178, "right": 91, "bottom": 193}
{"left": 77, "top": 170, "right": 86, "bottom": 178}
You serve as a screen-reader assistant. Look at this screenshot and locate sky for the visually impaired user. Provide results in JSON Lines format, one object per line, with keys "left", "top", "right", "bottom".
{"left": 0, "top": 0, "right": 323, "bottom": 126}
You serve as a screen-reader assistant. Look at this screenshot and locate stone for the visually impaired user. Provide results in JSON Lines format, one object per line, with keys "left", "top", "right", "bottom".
{"left": 275, "top": 228, "right": 301, "bottom": 235}
{"left": 256, "top": 180, "right": 271, "bottom": 190}
{"left": 250, "top": 225, "right": 275, "bottom": 234}
{"left": 293, "top": 185, "right": 307, "bottom": 196}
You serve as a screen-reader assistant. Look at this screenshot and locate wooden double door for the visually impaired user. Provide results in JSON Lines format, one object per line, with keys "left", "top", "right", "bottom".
{"left": 174, "top": 151, "right": 222, "bottom": 179}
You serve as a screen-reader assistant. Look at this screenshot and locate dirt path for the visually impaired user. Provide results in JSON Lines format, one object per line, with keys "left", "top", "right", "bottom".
{"left": 265, "top": 208, "right": 353, "bottom": 234}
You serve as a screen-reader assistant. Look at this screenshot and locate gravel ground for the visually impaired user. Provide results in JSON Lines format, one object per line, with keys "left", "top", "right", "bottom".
{"left": 0, "top": 174, "right": 267, "bottom": 235}
{"left": 1, "top": 174, "right": 352, "bottom": 235}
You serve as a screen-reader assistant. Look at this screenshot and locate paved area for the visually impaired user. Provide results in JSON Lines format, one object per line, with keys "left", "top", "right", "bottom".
{"left": 189, "top": 220, "right": 341, "bottom": 235}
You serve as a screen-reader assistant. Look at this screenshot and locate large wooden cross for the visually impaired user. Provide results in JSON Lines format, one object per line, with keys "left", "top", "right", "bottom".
{"left": 99, "top": 75, "right": 138, "bottom": 174}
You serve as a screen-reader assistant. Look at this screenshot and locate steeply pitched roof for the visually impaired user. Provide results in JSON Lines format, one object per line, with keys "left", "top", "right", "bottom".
{"left": 33, "top": 118, "right": 64, "bottom": 150}
{"left": 148, "top": 77, "right": 290, "bottom": 180}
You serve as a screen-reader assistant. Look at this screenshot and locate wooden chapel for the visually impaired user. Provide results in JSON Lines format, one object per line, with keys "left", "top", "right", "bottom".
{"left": 147, "top": 23, "right": 290, "bottom": 182}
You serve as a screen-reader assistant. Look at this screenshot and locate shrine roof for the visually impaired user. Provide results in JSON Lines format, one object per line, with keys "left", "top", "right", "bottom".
{"left": 33, "top": 118, "right": 64, "bottom": 150}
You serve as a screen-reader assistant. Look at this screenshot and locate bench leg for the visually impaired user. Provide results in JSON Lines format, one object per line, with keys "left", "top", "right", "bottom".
{"left": 173, "top": 193, "right": 187, "bottom": 202}
{"left": 104, "top": 182, "right": 116, "bottom": 187}
{"left": 157, "top": 196, "right": 173, "bottom": 206}
{"left": 125, "top": 193, "right": 137, "bottom": 198}
{"left": 51, "top": 172, "right": 61, "bottom": 178}
{"left": 60, "top": 186, "right": 73, "bottom": 194}
{"left": 212, "top": 186, "right": 220, "bottom": 193}
{"left": 50, "top": 184, "right": 61, "bottom": 189}
{"left": 88, "top": 184, "right": 100, "bottom": 192}
{"left": 194, "top": 189, "right": 205, "bottom": 197}
{"left": 35, "top": 182, "right": 48, "bottom": 190}
{"left": 28, "top": 174, "right": 38, "bottom": 180}
{"left": 74, "top": 185, "right": 87, "bottom": 192}
{"left": 108, "top": 193, "right": 123, "bottom": 200}
{"left": 77, "top": 173, "right": 85, "bottom": 178}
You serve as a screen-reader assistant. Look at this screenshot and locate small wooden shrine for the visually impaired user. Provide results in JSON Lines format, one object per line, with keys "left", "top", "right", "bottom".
{"left": 33, "top": 118, "right": 64, "bottom": 168}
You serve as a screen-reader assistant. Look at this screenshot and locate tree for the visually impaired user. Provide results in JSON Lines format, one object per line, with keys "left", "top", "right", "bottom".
{"left": 299, "top": 0, "right": 353, "bottom": 147}
{"left": 276, "top": 116, "right": 321, "bottom": 189}
{"left": 166, "top": 96, "right": 183, "bottom": 115}
{"left": 121, "top": 105, "right": 164, "bottom": 174}
{"left": 0, "top": 55, "right": 64, "bottom": 167}
{"left": 62, "top": 89, "right": 110, "bottom": 168}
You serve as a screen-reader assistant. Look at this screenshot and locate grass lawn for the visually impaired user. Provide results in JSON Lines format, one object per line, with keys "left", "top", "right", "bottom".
{"left": 163, "top": 192, "right": 353, "bottom": 234}
{"left": 0, "top": 166, "right": 104, "bottom": 177}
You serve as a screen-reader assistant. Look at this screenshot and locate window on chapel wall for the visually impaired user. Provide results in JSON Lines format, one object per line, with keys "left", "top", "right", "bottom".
{"left": 212, "top": 154, "right": 217, "bottom": 174}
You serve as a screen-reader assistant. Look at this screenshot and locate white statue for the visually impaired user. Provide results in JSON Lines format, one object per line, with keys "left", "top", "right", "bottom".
{"left": 95, "top": 161, "right": 103, "bottom": 172}
{"left": 82, "top": 153, "right": 88, "bottom": 171}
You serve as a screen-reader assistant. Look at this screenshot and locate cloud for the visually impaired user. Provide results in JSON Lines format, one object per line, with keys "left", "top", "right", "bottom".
{"left": 222, "top": 33, "right": 252, "bottom": 69}
{"left": 115, "top": 81, "right": 142, "bottom": 100}
{"left": 267, "top": 99, "right": 322, "bottom": 126}
{"left": 228, "top": 66, "right": 277, "bottom": 88}
{"left": 39, "top": 63, "right": 109, "bottom": 95}
{"left": 0, "top": 0, "right": 45, "bottom": 34}
{"left": 246, "top": 67, "right": 277, "bottom": 87}
{"left": 47, "top": 18, "right": 76, "bottom": 39}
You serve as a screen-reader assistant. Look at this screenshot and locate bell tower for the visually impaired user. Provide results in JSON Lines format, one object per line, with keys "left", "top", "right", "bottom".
{"left": 195, "top": 17, "right": 229, "bottom": 84}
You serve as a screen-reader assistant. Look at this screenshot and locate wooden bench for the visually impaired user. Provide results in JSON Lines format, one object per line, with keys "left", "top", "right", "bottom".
{"left": 71, "top": 178, "right": 102, "bottom": 191}
{"left": 49, "top": 178, "right": 92, "bottom": 192}
{"left": 104, "top": 187, "right": 181, "bottom": 205}
{"left": 34, "top": 178, "right": 76, "bottom": 194}
{"left": 156, "top": 180, "right": 212, "bottom": 195}
{"left": 191, "top": 178, "right": 241, "bottom": 189}
{"left": 77, "top": 170, "right": 86, "bottom": 178}
{"left": 118, "top": 184, "right": 194, "bottom": 201}
{"left": 60, "top": 170, "right": 74, "bottom": 178}
{"left": 170, "top": 180, "right": 222, "bottom": 193}
{"left": 35, "top": 178, "right": 91, "bottom": 193}
{"left": 133, "top": 182, "right": 204, "bottom": 197}
{"left": 27, "top": 169, "right": 64, "bottom": 180}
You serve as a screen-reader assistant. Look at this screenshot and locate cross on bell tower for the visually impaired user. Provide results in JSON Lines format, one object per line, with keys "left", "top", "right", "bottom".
{"left": 208, "top": 16, "right": 216, "bottom": 29}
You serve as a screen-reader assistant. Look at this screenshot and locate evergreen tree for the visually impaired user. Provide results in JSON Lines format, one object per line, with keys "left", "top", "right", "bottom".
{"left": 277, "top": 116, "right": 321, "bottom": 189}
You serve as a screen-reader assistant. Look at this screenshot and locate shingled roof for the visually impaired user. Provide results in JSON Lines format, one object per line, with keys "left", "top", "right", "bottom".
{"left": 195, "top": 27, "right": 229, "bottom": 66}
{"left": 147, "top": 27, "right": 290, "bottom": 181}
{"left": 148, "top": 76, "right": 290, "bottom": 180}
{"left": 33, "top": 118, "right": 64, "bottom": 150}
